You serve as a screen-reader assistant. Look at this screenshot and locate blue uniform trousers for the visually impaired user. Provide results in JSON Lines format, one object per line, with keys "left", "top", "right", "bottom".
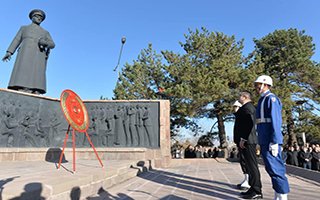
{"left": 260, "top": 144, "right": 290, "bottom": 194}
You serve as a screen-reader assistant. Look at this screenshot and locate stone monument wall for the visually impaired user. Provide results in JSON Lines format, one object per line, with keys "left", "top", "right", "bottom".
{"left": 0, "top": 89, "right": 171, "bottom": 167}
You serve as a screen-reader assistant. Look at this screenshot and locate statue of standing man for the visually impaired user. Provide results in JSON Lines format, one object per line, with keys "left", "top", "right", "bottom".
{"left": 2, "top": 9, "right": 55, "bottom": 94}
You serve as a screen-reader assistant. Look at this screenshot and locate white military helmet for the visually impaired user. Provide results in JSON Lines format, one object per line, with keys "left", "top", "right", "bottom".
{"left": 254, "top": 75, "right": 273, "bottom": 86}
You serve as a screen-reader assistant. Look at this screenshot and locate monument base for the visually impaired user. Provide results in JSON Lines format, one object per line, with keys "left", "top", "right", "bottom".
{"left": 0, "top": 147, "right": 170, "bottom": 168}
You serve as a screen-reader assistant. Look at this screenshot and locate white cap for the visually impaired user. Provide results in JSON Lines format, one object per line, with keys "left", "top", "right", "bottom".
{"left": 233, "top": 100, "right": 242, "bottom": 107}
{"left": 254, "top": 75, "right": 273, "bottom": 86}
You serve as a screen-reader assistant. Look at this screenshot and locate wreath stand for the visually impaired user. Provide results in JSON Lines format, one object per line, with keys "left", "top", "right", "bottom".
{"left": 57, "top": 89, "right": 104, "bottom": 172}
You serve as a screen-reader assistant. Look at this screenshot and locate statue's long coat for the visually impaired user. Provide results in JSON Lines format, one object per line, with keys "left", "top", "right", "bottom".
{"left": 6, "top": 23, "right": 55, "bottom": 94}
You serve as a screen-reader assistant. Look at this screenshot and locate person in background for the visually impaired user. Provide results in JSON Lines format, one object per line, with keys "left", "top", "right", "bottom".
{"left": 203, "top": 147, "right": 209, "bottom": 158}
{"left": 286, "top": 146, "right": 298, "bottom": 166}
{"left": 208, "top": 147, "right": 215, "bottom": 158}
{"left": 216, "top": 148, "right": 225, "bottom": 158}
{"left": 184, "top": 145, "right": 195, "bottom": 158}
{"left": 299, "top": 146, "right": 312, "bottom": 169}
{"left": 195, "top": 146, "right": 203, "bottom": 158}
{"left": 297, "top": 146, "right": 304, "bottom": 167}
{"left": 212, "top": 147, "right": 218, "bottom": 158}
{"left": 311, "top": 145, "right": 320, "bottom": 171}
{"left": 281, "top": 145, "right": 288, "bottom": 164}
{"left": 229, "top": 147, "right": 238, "bottom": 159}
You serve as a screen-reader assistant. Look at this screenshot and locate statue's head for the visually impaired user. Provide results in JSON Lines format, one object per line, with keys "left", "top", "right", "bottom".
{"left": 29, "top": 9, "right": 46, "bottom": 22}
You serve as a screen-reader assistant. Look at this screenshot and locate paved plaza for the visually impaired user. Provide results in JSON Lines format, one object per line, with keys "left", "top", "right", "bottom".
{"left": 90, "top": 159, "right": 320, "bottom": 200}
{"left": 1, "top": 158, "right": 319, "bottom": 200}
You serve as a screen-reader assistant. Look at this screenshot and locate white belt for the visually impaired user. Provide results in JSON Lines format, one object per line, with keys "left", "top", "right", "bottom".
{"left": 256, "top": 118, "right": 271, "bottom": 124}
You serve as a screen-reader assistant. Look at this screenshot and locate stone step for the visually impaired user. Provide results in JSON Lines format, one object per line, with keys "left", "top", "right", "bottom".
{"left": 1, "top": 159, "right": 153, "bottom": 200}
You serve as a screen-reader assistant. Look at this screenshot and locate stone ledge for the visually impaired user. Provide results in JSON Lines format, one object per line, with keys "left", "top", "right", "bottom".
{"left": 0, "top": 147, "right": 148, "bottom": 153}
{"left": 286, "top": 164, "right": 320, "bottom": 186}
{"left": 0, "top": 159, "right": 153, "bottom": 200}
{"left": 0, "top": 88, "right": 170, "bottom": 103}
{"left": 0, "top": 88, "right": 60, "bottom": 101}
{"left": 0, "top": 148, "right": 170, "bottom": 166}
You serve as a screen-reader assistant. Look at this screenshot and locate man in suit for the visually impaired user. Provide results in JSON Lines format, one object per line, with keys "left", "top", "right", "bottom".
{"left": 2, "top": 9, "right": 55, "bottom": 94}
{"left": 233, "top": 100, "right": 250, "bottom": 190}
{"left": 237, "top": 91, "right": 263, "bottom": 199}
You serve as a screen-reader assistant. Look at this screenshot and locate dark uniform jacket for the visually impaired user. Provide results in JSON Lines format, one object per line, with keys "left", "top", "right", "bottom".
{"left": 311, "top": 151, "right": 320, "bottom": 170}
{"left": 299, "top": 150, "right": 312, "bottom": 164}
{"left": 234, "top": 102, "right": 257, "bottom": 145}
{"left": 233, "top": 110, "right": 241, "bottom": 145}
{"left": 286, "top": 150, "right": 299, "bottom": 166}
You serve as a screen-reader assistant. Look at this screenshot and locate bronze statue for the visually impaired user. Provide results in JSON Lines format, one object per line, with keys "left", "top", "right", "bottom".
{"left": 2, "top": 9, "right": 55, "bottom": 94}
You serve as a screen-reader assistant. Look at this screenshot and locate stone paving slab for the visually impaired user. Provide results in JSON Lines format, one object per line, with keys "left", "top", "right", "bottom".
{"left": 91, "top": 159, "right": 320, "bottom": 200}
{"left": 1, "top": 158, "right": 319, "bottom": 200}
{"left": 0, "top": 159, "right": 148, "bottom": 200}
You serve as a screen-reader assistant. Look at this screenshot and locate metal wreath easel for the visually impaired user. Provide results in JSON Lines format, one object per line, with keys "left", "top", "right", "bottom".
{"left": 57, "top": 89, "right": 104, "bottom": 172}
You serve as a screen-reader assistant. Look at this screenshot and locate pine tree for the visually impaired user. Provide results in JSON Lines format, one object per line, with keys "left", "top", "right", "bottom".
{"left": 162, "top": 28, "right": 244, "bottom": 147}
{"left": 251, "top": 28, "right": 319, "bottom": 145}
{"left": 113, "top": 44, "right": 165, "bottom": 100}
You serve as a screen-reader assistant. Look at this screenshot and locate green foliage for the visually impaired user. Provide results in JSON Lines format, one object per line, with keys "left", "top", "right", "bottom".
{"left": 162, "top": 28, "right": 245, "bottom": 147}
{"left": 99, "top": 95, "right": 109, "bottom": 100}
{"left": 250, "top": 28, "right": 320, "bottom": 144}
{"left": 197, "top": 130, "right": 221, "bottom": 147}
{"left": 113, "top": 27, "right": 320, "bottom": 145}
{"left": 252, "top": 28, "right": 314, "bottom": 106}
{"left": 197, "top": 134, "right": 214, "bottom": 147}
{"left": 295, "top": 109, "right": 320, "bottom": 144}
{"left": 113, "top": 44, "right": 165, "bottom": 100}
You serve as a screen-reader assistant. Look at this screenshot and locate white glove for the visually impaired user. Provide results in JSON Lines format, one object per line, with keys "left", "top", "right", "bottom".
{"left": 269, "top": 143, "right": 279, "bottom": 157}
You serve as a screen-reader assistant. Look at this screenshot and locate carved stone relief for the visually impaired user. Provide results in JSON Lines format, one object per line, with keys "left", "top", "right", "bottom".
{"left": 0, "top": 90, "right": 160, "bottom": 148}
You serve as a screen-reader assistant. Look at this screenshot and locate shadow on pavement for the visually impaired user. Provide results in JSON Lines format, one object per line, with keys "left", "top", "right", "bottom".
{"left": 159, "top": 194, "right": 188, "bottom": 200}
{"left": 70, "top": 186, "right": 81, "bottom": 200}
{"left": 135, "top": 168, "right": 241, "bottom": 199}
{"left": 86, "top": 187, "right": 134, "bottom": 200}
{"left": 0, "top": 176, "right": 20, "bottom": 200}
{"left": 8, "top": 182, "right": 45, "bottom": 200}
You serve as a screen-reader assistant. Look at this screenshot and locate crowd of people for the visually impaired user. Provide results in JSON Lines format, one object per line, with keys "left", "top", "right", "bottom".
{"left": 172, "top": 142, "right": 320, "bottom": 173}
{"left": 228, "top": 142, "right": 320, "bottom": 172}
{"left": 171, "top": 145, "right": 225, "bottom": 159}
{"left": 283, "top": 143, "right": 320, "bottom": 171}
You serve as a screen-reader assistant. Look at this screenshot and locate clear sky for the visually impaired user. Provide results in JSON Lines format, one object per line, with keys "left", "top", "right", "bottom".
{"left": 1, "top": 1, "right": 320, "bottom": 141}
